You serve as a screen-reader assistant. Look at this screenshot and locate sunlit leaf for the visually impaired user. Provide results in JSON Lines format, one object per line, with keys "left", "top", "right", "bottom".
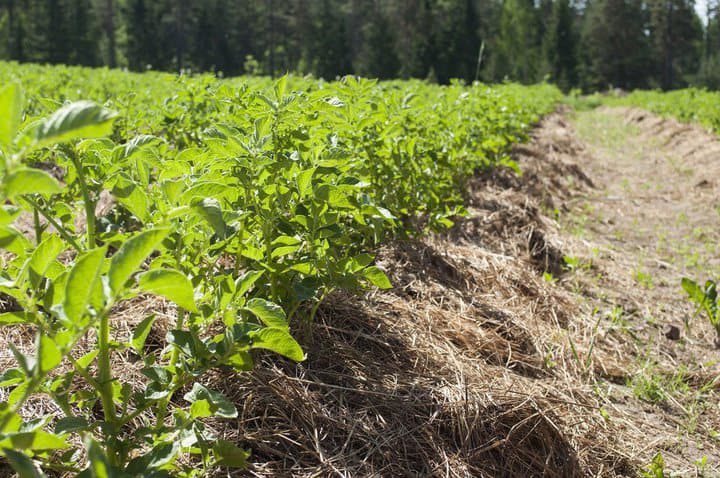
{"left": 108, "top": 228, "right": 169, "bottom": 296}
{"left": 4, "top": 168, "right": 62, "bottom": 198}
{"left": 0, "top": 82, "right": 24, "bottom": 150}
{"left": 138, "top": 269, "right": 197, "bottom": 312}
{"left": 363, "top": 266, "right": 392, "bottom": 289}
{"left": 250, "top": 328, "right": 305, "bottom": 361}
{"left": 212, "top": 440, "right": 250, "bottom": 468}
{"left": 63, "top": 247, "right": 107, "bottom": 323}
{"left": 36, "top": 101, "right": 117, "bottom": 146}
{"left": 244, "top": 299, "right": 288, "bottom": 329}
{"left": 183, "top": 383, "right": 237, "bottom": 419}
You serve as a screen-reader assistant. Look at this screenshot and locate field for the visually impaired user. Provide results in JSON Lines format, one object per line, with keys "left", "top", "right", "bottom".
{"left": 0, "top": 62, "right": 719, "bottom": 477}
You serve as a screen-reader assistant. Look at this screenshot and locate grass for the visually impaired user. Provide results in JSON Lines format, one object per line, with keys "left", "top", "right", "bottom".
{"left": 572, "top": 108, "right": 641, "bottom": 153}
{"left": 565, "top": 105, "right": 720, "bottom": 472}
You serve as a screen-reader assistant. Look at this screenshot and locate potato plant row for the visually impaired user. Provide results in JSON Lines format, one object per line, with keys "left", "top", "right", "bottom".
{"left": 0, "top": 62, "right": 561, "bottom": 476}
{"left": 607, "top": 87, "right": 720, "bottom": 134}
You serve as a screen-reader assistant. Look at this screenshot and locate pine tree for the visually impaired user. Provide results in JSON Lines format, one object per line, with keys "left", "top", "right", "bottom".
{"left": 357, "top": 6, "right": 400, "bottom": 78}
{"left": 430, "top": 0, "right": 481, "bottom": 83}
{"left": 648, "top": 0, "right": 703, "bottom": 89}
{"left": 579, "top": 0, "right": 652, "bottom": 90}
{"left": 311, "top": 0, "right": 351, "bottom": 79}
{"left": 542, "top": 0, "right": 578, "bottom": 90}
{"left": 123, "top": 0, "right": 162, "bottom": 70}
{"left": 492, "top": 0, "right": 541, "bottom": 83}
{"left": 68, "top": 0, "right": 101, "bottom": 66}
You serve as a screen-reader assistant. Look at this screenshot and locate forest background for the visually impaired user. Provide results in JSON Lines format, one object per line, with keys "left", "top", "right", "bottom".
{"left": 1, "top": 0, "right": 719, "bottom": 91}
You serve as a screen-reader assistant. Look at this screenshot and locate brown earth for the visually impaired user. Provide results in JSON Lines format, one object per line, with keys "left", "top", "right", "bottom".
{"left": 2, "top": 106, "right": 719, "bottom": 477}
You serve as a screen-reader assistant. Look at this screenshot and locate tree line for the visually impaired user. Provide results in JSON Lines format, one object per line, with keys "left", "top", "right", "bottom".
{"left": 0, "top": 0, "right": 718, "bottom": 91}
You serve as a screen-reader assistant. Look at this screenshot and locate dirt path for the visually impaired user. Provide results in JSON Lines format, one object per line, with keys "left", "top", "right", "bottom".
{"left": 557, "top": 106, "right": 720, "bottom": 475}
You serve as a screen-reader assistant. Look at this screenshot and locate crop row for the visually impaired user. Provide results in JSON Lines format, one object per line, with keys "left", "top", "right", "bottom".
{"left": 605, "top": 88, "right": 720, "bottom": 134}
{"left": 0, "top": 62, "right": 561, "bottom": 476}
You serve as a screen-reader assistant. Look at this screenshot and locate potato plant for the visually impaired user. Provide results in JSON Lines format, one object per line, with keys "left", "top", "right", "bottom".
{"left": 0, "top": 63, "right": 561, "bottom": 475}
{"left": 682, "top": 277, "right": 720, "bottom": 343}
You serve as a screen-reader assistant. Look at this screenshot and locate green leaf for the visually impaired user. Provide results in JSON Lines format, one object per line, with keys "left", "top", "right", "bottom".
{"left": 681, "top": 278, "right": 704, "bottom": 304}
{"left": 183, "top": 383, "right": 237, "bottom": 419}
{"left": 76, "top": 350, "right": 98, "bottom": 369}
{"left": 27, "top": 235, "right": 66, "bottom": 288}
{"left": 226, "top": 350, "right": 254, "bottom": 371}
{"left": 0, "top": 204, "right": 21, "bottom": 225}
{"left": 108, "top": 228, "right": 169, "bottom": 296}
{"left": 2, "top": 449, "right": 47, "bottom": 478}
{"left": 189, "top": 399, "right": 213, "bottom": 418}
{"left": 118, "top": 134, "right": 161, "bottom": 160}
{"left": 0, "top": 312, "right": 34, "bottom": 325}
{"left": 240, "top": 245, "right": 264, "bottom": 261}
{"left": 250, "top": 328, "right": 305, "bottom": 361}
{"left": 166, "top": 330, "right": 197, "bottom": 358}
{"left": 0, "top": 431, "right": 69, "bottom": 451}
{"left": 296, "top": 168, "right": 315, "bottom": 197}
{"left": 0, "top": 226, "right": 31, "bottom": 255}
{"left": 191, "top": 198, "right": 227, "bottom": 238}
{"left": 274, "top": 75, "right": 288, "bottom": 99}
{"left": 125, "top": 442, "right": 179, "bottom": 475}
{"left": 137, "top": 269, "right": 197, "bottom": 312}
{"left": 38, "top": 335, "right": 62, "bottom": 373}
{"left": 212, "top": 440, "right": 250, "bottom": 468}
{"left": 130, "top": 314, "right": 156, "bottom": 354}
{"left": 54, "top": 416, "right": 91, "bottom": 435}
{"left": 36, "top": 101, "right": 117, "bottom": 146}
{"left": 0, "top": 368, "right": 25, "bottom": 387}
{"left": 84, "top": 436, "right": 116, "bottom": 478}
{"left": 145, "top": 441, "right": 179, "bottom": 469}
{"left": 181, "top": 182, "right": 234, "bottom": 203}
{"left": 0, "top": 82, "right": 24, "bottom": 150}
{"left": 244, "top": 298, "right": 288, "bottom": 329}
{"left": 705, "top": 280, "right": 718, "bottom": 302}
{"left": 111, "top": 175, "right": 151, "bottom": 223}
{"left": 271, "top": 245, "right": 300, "bottom": 259}
{"left": 63, "top": 247, "right": 107, "bottom": 323}
{"left": 9, "top": 344, "right": 33, "bottom": 375}
{"left": 235, "top": 270, "right": 264, "bottom": 298}
{"left": 363, "top": 266, "right": 392, "bottom": 289}
{"left": 4, "top": 168, "right": 63, "bottom": 198}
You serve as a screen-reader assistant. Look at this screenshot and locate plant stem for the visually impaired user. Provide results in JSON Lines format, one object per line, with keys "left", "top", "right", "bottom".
{"left": 33, "top": 208, "right": 42, "bottom": 244}
{"left": 71, "top": 154, "right": 96, "bottom": 248}
{"left": 96, "top": 309, "right": 119, "bottom": 464}
{"left": 24, "top": 197, "right": 82, "bottom": 252}
{"left": 155, "top": 235, "right": 187, "bottom": 428}
{"left": 155, "top": 308, "right": 186, "bottom": 429}
{"left": 68, "top": 355, "right": 102, "bottom": 390}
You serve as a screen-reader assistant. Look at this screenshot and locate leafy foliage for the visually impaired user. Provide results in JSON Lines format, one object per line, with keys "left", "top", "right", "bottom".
{"left": 608, "top": 88, "right": 720, "bottom": 134}
{"left": 0, "top": 62, "right": 560, "bottom": 475}
{"left": 681, "top": 277, "right": 720, "bottom": 340}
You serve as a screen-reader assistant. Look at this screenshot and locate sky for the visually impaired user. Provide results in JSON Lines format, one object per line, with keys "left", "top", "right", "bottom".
{"left": 696, "top": 0, "right": 709, "bottom": 25}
